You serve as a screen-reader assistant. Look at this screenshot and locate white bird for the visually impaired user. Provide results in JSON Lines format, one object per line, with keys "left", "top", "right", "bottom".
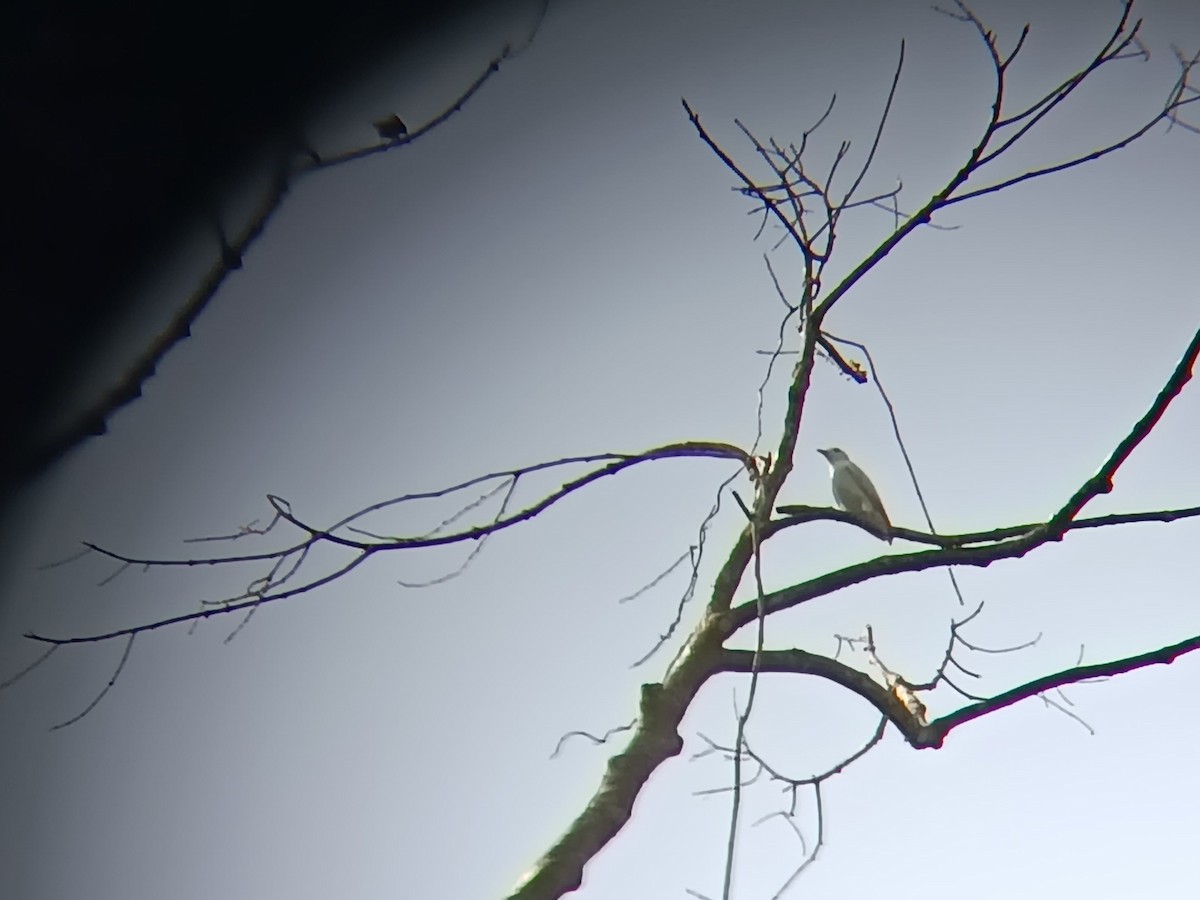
{"left": 817, "top": 447, "right": 893, "bottom": 542}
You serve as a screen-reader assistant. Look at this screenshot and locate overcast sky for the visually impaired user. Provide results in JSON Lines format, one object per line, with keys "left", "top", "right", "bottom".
{"left": 2, "top": 0, "right": 1199, "bottom": 897}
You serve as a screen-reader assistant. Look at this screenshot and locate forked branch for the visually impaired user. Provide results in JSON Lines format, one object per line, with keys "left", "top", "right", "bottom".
{"left": 27, "top": 442, "right": 750, "bottom": 646}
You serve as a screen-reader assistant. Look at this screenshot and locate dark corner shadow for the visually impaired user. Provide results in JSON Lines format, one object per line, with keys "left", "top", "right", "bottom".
{"left": 0, "top": 0, "right": 534, "bottom": 514}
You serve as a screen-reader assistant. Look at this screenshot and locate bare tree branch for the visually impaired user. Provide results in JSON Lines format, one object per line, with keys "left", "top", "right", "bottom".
{"left": 48, "top": 636, "right": 135, "bottom": 731}
{"left": 28, "top": 443, "right": 750, "bottom": 645}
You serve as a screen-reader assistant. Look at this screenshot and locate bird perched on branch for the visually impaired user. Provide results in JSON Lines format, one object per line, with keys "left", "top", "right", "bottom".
{"left": 817, "top": 447, "right": 892, "bottom": 542}
{"left": 373, "top": 113, "right": 408, "bottom": 141}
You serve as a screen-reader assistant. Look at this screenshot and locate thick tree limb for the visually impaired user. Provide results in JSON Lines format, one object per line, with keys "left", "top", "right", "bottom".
{"left": 507, "top": 623, "right": 728, "bottom": 899}
{"left": 720, "top": 632, "right": 1200, "bottom": 749}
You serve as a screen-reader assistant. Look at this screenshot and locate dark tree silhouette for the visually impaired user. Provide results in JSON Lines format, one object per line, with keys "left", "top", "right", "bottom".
{"left": 1, "top": 0, "right": 548, "bottom": 498}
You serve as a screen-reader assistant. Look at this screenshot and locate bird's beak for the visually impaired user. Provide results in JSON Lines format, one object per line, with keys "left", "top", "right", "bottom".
{"left": 816, "top": 448, "right": 831, "bottom": 460}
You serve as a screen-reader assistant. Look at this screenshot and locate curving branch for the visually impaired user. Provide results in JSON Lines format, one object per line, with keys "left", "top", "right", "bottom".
{"left": 774, "top": 503, "right": 1200, "bottom": 547}
{"left": 27, "top": 442, "right": 750, "bottom": 646}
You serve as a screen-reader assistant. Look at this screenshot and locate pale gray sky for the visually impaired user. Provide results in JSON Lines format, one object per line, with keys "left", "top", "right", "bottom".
{"left": 2, "top": 1, "right": 1199, "bottom": 897}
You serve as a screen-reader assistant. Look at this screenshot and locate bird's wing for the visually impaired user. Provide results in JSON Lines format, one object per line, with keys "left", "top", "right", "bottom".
{"left": 840, "top": 462, "right": 891, "bottom": 528}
